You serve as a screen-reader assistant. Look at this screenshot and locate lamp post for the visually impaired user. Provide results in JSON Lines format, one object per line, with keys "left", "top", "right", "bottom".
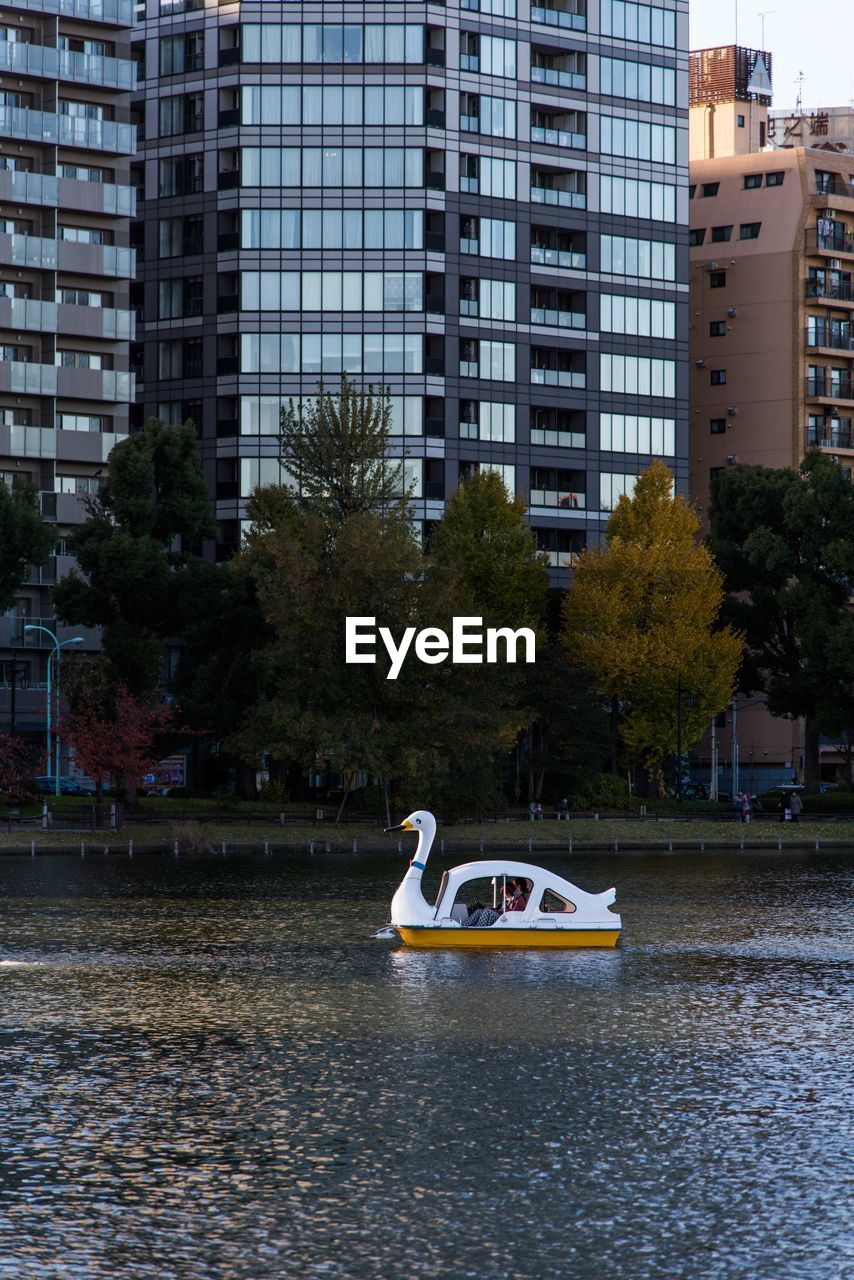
{"left": 24, "top": 626, "right": 84, "bottom": 796}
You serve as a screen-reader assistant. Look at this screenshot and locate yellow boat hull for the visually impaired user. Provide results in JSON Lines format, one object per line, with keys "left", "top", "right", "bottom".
{"left": 396, "top": 927, "right": 621, "bottom": 949}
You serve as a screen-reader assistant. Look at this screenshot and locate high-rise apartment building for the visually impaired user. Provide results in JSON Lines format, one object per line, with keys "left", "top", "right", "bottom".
{"left": 0, "top": 0, "right": 136, "bottom": 743}
{"left": 689, "top": 47, "right": 854, "bottom": 789}
{"left": 133, "top": 0, "right": 689, "bottom": 569}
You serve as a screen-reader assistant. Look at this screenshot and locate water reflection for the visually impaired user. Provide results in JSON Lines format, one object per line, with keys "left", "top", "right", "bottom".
{"left": 0, "top": 850, "right": 850, "bottom": 1280}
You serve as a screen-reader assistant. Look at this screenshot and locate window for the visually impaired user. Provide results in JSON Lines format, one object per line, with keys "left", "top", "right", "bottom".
{"left": 601, "top": 235, "right": 676, "bottom": 281}
{"left": 601, "top": 116, "right": 676, "bottom": 164}
{"left": 242, "top": 84, "right": 423, "bottom": 127}
{"left": 461, "top": 93, "right": 516, "bottom": 138}
{"left": 461, "top": 339, "right": 515, "bottom": 381}
{"left": 159, "top": 93, "right": 204, "bottom": 137}
{"left": 600, "top": 1, "right": 676, "bottom": 46}
{"left": 744, "top": 174, "right": 762, "bottom": 189}
{"left": 600, "top": 354, "right": 676, "bottom": 398}
{"left": 600, "top": 295, "right": 676, "bottom": 340}
{"left": 242, "top": 23, "right": 424, "bottom": 65}
{"left": 765, "top": 170, "right": 784, "bottom": 187}
{"left": 241, "top": 147, "right": 423, "bottom": 189}
{"left": 240, "top": 332, "right": 423, "bottom": 375}
{"left": 689, "top": 184, "right": 696, "bottom": 198}
{"left": 600, "top": 472, "right": 639, "bottom": 512}
{"left": 58, "top": 225, "right": 106, "bottom": 245}
{"left": 740, "top": 222, "right": 761, "bottom": 240}
{"left": 459, "top": 401, "right": 516, "bottom": 442}
{"left": 461, "top": 278, "right": 515, "bottom": 321}
{"left": 241, "top": 270, "right": 423, "bottom": 313}
{"left": 709, "top": 467, "right": 724, "bottom": 482}
{"left": 599, "top": 175, "right": 676, "bottom": 222}
{"left": 709, "top": 271, "right": 727, "bottom": 289}
{"left": 480, "top": 34, "right": 517, "bottom": 77}
{"left": 241, "top": 208, "right": 423, "bottom": 251}
{"left": 480, "top": 156, "right": 516, "bottom": 199}
{"left": 689, "top": 228, "right": 705, "bottom": 247}
{"left": 701, "top": 182, "right": 719, "bottom": 197}
{"left": 711, "top": 225, "right": 733, "bottom": 243}
{"left": 600, "top": 413, "right": 675, "bottom": 455}
{"left": 710, "top": 369, "right": 727, "bottom": 385}
{"left": 158, "top": 214, "right": 202, "bottom": 258}
{"left": 461, "top": 216, "right": 516, "bottom": 260}
{"left": 737, "top": 114, "right": 745, "bottom": 128}
{"left": 709, "top": 320, "right": 726, "bottom": 337}
{"left": 600, "top": 56, "right": 676, "bottom": 106}
{"left": 159, "top": 154, "right": 203, "bottom": 197}
{"left": 710, "top": 418, "right": 726, "bottom": 433}
{"left": 539, "top": 888, "right": 576, "bottom": 913}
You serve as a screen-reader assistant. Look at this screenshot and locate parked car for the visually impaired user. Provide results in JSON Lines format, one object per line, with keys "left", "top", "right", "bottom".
{"left": 34, "top": 776, "right": 96, "bottom": 797}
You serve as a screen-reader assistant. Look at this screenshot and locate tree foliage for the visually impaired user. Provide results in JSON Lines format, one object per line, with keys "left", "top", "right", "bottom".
{"left": 708, "top": 450, "right": 854, "bottom": 791}
{"left": 0, "top": 734, "right": 43, "bottom": 804}
{"left": 53, "top": 419, "right": 215, "bottom": 691}
{"left": 564, "top": 461, "right": 742, "bottom": 784}
{"left": 0, "top": 480, "right": 56, "bottom": 614}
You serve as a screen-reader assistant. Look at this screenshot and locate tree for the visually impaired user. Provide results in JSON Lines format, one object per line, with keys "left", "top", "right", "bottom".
{"left": 279, "top": 376, "right": 403, "bottom": 520}
{"left": 564, "top": 461, "right": 742, "bottom": 790}
{"left": 61, "top": 661, "right": 178, "bottom": 798}
{"left": 53, "top": 419, "right": 215, "bottom": 692}
{"left": 0, "top": 734, "right": 42, "bottom": 805}
{"left": 708, "top": 451, "right": 854, "bottom": 791}
{"left": 0, "top": 479, "right": 56, "bottom": 614}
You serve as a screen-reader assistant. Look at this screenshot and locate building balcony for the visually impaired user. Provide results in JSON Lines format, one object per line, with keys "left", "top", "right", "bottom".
{"left": 0, "top": 42, "right": 136, "bottom": 90}
{"left": 0, "top": 108, "right": 136, "bottom": 155}
{"left": 530, "top": 368, "right": 586, "bottom": 388}
{"left": 530, "top": 125, "right": 587, "bottom": 149}
{"left": 459, "top": 360, "right": 478, "bottom": 377}
{"left": 0, "top": 298, "right": 58, "bottom": 334}
{"left": 55, "top": 366, "right": 134, "bottom": 402}
{"left": 530, "top": 488, "right": 586, "bottom": 509}
{"left": 807, "top": 421, "right": 853, "bottom": 450}
{"left": 531, "top": 4, "right": 586, "bottom": 30}
{"left": 530, "top": 67, "right": 586, "bottom": 90}
{"left": 0, "top": 362, "right": 58, "bottom": 396}
{"left": 530, "top": 245, "right": 586, "bottom": 271}
{"left": 0, "top": 234, "right": 134, "bottom": 278}
{"left": 0, "top": 170, "right": 135, "bottom": 218}
{"left": 806, "top": 323, "right": 854, "bottom": 352}
{"left": 530, "top": 306, "right": 585, "bottom": 329}
{"left": 531, "top": 186, "right": 586, "bottom": 209}
{"left": 806, "top": 279, "right": 854, "bottom": 305}
{"left": 1, "top": 0, "right": 133, "bottom": 19}
{"left": 806, "top": 374, "right": 854, "bottom": 402}
{"left": 814, "top": 175, "right": 854, "bottom": 200}
{"left": 806, "top": 227, "right": 854, "bottom": 257}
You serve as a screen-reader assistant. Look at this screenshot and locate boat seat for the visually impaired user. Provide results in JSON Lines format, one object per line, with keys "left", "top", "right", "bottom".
{"left": 450, "top": 903, "right": 468, "bottom": 923}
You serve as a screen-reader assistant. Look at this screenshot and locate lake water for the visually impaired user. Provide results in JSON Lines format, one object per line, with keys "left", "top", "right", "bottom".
{"left": 0, "top": 850, "right": 851, "bottom": 1280}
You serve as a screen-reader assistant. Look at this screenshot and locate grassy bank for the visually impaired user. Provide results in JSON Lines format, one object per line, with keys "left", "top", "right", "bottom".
{"left": 0, "top": 815, "right": 852, "bottom": 854}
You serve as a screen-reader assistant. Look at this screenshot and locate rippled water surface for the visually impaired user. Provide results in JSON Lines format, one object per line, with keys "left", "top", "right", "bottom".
{"left": 0, "top": 850, "right": 851, "bottom": 1280}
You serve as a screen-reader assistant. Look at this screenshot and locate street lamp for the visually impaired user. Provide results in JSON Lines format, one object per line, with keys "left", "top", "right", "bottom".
{"left": 24, "top": 625, "right": 84, "bottom": 796}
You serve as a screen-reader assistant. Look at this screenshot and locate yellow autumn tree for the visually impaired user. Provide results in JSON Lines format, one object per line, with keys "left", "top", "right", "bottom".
{"left": 563, "top": 461, "right": 742, "bottom": 786}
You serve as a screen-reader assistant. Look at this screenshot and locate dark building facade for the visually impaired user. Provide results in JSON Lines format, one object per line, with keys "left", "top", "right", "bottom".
{"left": 133, "top": 0, "right": 689, "bottom": 570}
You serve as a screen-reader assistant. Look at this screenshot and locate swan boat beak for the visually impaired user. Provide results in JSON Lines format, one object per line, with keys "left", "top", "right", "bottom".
{"left": 384, "top": 820, "right": 413, "bottom": 833}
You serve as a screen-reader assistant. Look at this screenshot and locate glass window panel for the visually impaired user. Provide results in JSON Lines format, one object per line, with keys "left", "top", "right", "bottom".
{"left": 342, "top": 272, "right": 362, "bottom": 309}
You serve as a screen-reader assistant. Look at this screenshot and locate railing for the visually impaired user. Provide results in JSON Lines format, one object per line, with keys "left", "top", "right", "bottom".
{"left": 58, "top": 116, "right": 136, "bottom": 155}
{"left": 531, "top": 245, "right": 586, "bottom": 270}
{"left": 806, "top": 279, "right": 854, "bottom": 303}
{"left": 0, "top": 299, "right": 58, "bottom": 333}
{"left": 531, "top": 125, "right": 586, "bottom": 149}
{"left": 531, "top": 307, "right": 586, "bottom": 329}
{"left": 530, "top": 489, "right": 586, "bottom": 509}
{"left": 807, "top": 423, "right": 854, "bottom": 449}
{"left": 806, "top": 324, "right": 854, "bottom": 351}
{"left": 807, "top": 227, "right": 854, "bottom": 255}
{"left": 530, "top": 428, "right": 586, "bottom": 449}
{"left": 531, "top": 67, "right": 586, "bottom": 90}
{"left": 814, "top": 175, "right": 854, "bottom": 199}
{"left": 0, "top": 362, "right": 58, "bottom": 396}
{"left": 530, "top": 368, "right": 586, "bottom": 388}
{"left": 531, "top": 187, "right": 586, "bottom": 209}
{"left": 1, "top": 0, "right": 132, "bottom": 17}
{"left": 541, "top": 548, "right": 581, "bottom": 569}
{"left": 459, "top": 361, "right": 479, "bottom": 377}
{"left": 460, "top": 237, "right": 479, "bottom": 254}
{"left": 0, "top": 615, "right": 60, "bottom": 648}
{"left": 531, "top": 5, "right": 586, "bottom": 30}
{"left": 807, "top": 375, "right": 854, "bottom": 400}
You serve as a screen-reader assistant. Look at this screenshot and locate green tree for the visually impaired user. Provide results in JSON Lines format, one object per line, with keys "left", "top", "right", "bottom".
{"left": 279, "top": 375, "right": 402, "bottom": 520}
{"left": 708, "top": 450, "right": 854, "bottom": 792}
{"left": 0, "top": 480, "right": 56, "bottom": 613}
{"left": 54, "top": 419, "right": 215, "bottom": 692}
{"left": 564, "top": 460, "right": 742, "bottom": 791}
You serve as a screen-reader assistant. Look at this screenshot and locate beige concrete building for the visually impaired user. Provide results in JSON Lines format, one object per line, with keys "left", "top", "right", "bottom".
{"left": 689, "top": 48, "right": 854, "bottom": 792}
{"left": 769, "top": 105, "right": 854, "bottom": 155}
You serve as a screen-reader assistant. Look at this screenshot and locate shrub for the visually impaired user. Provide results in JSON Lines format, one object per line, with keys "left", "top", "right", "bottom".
{"left": 170, "top": 821, "right": 214, "bottom": 855}
{"left": 569, "top": 773, "right": 635, "bottom": 811}
{"left": 258, "top": 779, "right": 288, "bottom": 806}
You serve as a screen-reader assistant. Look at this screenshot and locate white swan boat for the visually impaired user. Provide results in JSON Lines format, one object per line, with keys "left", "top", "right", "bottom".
{"left": 383, "top": 810, "right": 621, "bottom": 949}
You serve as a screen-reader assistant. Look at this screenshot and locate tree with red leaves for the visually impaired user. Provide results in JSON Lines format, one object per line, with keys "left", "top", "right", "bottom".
{"left": 0, "top": 734, "right": 42, "bottom": 805}
{"left": 61, "top": 663, "right": 178, "bottom": 799}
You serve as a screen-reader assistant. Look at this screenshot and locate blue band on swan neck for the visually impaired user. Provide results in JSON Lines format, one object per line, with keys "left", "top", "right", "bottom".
{"left": 411, "top": 860, "right": 426, "bottom": 871}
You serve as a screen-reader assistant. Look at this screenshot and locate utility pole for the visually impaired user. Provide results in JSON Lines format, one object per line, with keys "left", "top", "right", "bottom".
{"left": 731, "top": 696, "right": 739, "bottom": 797}
{"left": 676, "top": 676, "right": 683, "bottom": 802}
{"left": 710, "top": 717, "right": 719, "bottom": 801}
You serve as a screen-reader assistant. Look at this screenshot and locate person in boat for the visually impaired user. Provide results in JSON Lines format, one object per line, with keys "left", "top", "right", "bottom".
{"left": 504, "top": 879, "right": 527, "bottom": 911}
{"left": 462, "top": 901, "right": 501, "bottom": 928}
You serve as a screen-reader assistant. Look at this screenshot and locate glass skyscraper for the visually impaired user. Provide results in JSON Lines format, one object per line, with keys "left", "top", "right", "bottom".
{"left": 133, "top": 0, "right": 689, "bottom": 569}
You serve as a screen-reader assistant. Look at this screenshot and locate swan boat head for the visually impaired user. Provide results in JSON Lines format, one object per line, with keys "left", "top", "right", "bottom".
{"left": 385, "top": 810, "right": 438, "bottom": 927}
